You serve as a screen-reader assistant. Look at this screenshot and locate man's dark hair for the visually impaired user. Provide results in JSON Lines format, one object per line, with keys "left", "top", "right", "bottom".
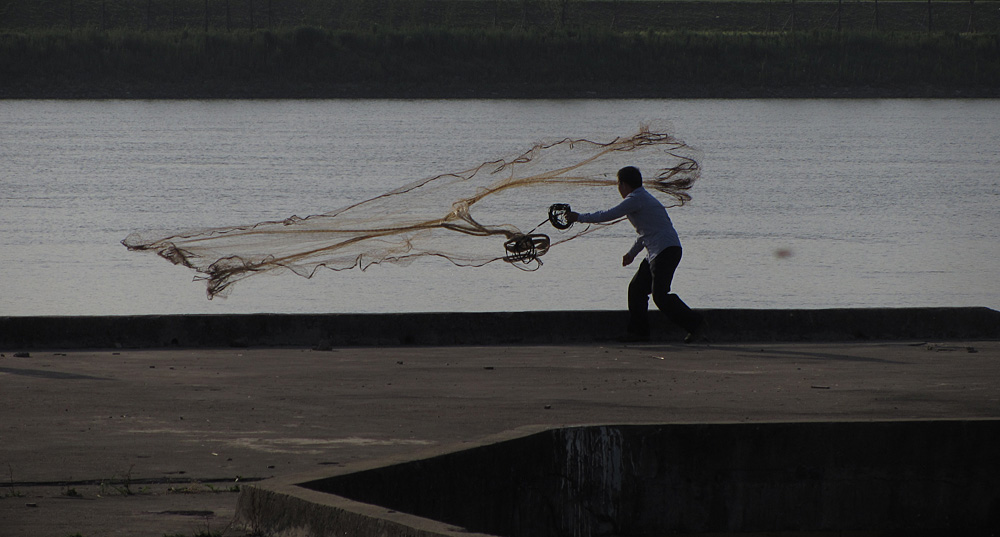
{"left": 618, "top": 166, "right": 643, "bottom": 189}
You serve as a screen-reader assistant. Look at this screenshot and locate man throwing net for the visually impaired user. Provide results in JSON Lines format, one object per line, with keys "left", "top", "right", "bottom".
{"left": 568, "top": 166, "right": 707, "bottom": 343}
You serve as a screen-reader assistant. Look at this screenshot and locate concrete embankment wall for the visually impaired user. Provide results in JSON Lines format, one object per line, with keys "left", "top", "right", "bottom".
{"left": 2, "top": 307, "right": 998, "bottom": 349}
{"left": 246, "top": 420, "right": 1000, "bottom": 536}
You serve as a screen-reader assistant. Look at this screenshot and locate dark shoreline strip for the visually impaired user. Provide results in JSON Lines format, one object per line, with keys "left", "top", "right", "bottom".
{"left": 1, "top": 307, "right": 997, "bottom": 349}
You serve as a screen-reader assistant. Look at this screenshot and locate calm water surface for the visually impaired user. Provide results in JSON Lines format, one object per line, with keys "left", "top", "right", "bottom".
{"left": 1, "top": 99, "right": 997, "bottom": 316}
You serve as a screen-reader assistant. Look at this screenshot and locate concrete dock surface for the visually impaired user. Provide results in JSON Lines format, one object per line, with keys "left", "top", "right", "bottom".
{"left": 2, "top": 339, "right": 999, "bottom": 537}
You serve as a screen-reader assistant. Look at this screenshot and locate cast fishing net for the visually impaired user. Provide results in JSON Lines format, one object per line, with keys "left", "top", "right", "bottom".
{"left": 122, "top": 124, "right": 700, "bottom": 299}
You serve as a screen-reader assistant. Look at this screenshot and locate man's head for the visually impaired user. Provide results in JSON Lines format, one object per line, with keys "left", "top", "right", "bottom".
{"left": 617, "top": 166, "right": 642, "bottom": 198}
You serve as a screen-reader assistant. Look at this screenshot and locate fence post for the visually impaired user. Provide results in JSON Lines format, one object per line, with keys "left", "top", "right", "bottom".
{"left": 873, "top": 0, "right": 880, "bottom": 31}
{"left": 837, "top": 0, "right": 842, "bottom": 31}
{"left": 205, "top": 0, "right": 209, "bottom": 32}
{"left": 927, "top": 0, "right": 932, "bottom": 32}
{"left": 967, "top": 0, "right": 975, "bottom": 32}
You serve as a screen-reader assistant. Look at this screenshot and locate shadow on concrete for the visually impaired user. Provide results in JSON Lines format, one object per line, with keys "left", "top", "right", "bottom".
{"left": 0, "top": 366, "right": 113, "bottom": 381}
{"left": 632, "top": 343, "right": 907, "bottom": 364}
{"left": 710, "top": 345, "right": 907, "bottom": 365}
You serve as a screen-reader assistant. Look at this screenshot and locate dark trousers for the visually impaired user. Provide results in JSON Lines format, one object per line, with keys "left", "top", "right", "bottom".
{"left": 628, "top": 247, "right": 703, "bottom": 336}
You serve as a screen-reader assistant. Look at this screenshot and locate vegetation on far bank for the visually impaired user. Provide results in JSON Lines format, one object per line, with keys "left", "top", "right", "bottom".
{"left": 2, "top": 26, "right": 997, "bottom": 98}
{"left": 4, "top": 0, "right": 999, "bottom": 34}
{"left": 2, "top": 0, "right": 998, "bottom": 98}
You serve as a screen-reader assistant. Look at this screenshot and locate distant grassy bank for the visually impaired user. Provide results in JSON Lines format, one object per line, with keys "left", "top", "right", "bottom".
{"left": 2, "top": 27, "right": 998, "bottom": 98}
{"left": 5, "top": 0, "right": 1000, "bottom": 34}
{"left": 3, "top": 1, "right": 999, "bottom": 98}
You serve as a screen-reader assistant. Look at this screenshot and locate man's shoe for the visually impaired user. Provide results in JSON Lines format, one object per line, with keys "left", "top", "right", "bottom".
{"left": 684, "top": 320, "right": 709, "bottom": 344}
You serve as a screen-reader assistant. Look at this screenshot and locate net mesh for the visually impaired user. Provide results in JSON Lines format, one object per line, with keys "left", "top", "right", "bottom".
{"left": 122, "top": 124, "right": 700, "bottom": 299}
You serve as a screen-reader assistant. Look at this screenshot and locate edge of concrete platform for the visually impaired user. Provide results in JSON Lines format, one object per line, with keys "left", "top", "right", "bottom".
{"left": 1, "top": 307, "right": 998, "bottom": 349}
{"left": 236, "top": 426, "right": 548, "bottom": 537}
{"left": 236, "top": 475, "right": 496, "bottom": 537}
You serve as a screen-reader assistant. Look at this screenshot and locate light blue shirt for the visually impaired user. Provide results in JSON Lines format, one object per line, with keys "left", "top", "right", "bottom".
{"left": 577, "top": 186, "right": 681, "bottom": 260}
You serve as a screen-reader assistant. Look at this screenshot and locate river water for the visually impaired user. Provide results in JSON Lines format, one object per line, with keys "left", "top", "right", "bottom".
{"left": 1, "top": 99, "right": 997, "bottom": 316}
